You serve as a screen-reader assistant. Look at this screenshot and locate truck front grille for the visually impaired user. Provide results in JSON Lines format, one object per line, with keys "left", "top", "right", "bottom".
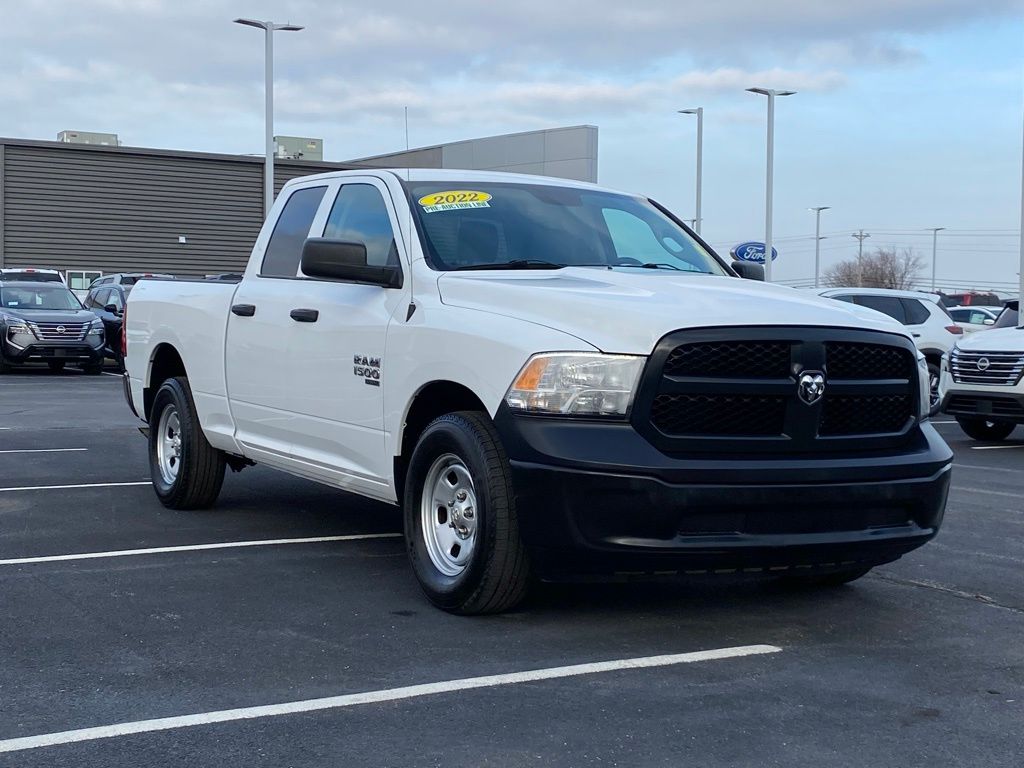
{"left": 633, "top": 328, "right": 919, "bottom": 454}
{"left": 950, "top": 349, "right": 1024, "bottom": 387}
{"left": 28, "top": 322, "right": 89, "bottom": 341}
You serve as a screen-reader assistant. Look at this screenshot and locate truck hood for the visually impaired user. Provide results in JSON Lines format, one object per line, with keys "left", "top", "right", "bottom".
{"left": 437, "top": 269, "right": 905, "bottom": 353}
{"left": 0, "top": 308, "right": 96, "bottom": 325}
{"left": 953, "top": 325, "right": 1024, "bottom": 354}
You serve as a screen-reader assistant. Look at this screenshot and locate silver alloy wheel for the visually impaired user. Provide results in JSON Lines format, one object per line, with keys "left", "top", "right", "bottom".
{"left": 929, "top": 369, "right": 940, "bottom": 408}
{"left": 420, "top": 453, "right": 479, "bottom": 577}
{"left": 156, "top": 404, "right": 182, "bottom": 486}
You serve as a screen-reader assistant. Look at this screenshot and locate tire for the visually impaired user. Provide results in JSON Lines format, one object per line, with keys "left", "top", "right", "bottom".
{"left": 403, "top": 411, "right": 530, "bottom": 614}
{"left": 149, "top": 376, "right": 226, "bottom": 509}
{"left": 83, "top": 361, "right": 103, "bottom": 375}
{"left": 956, "top": 416, "right": 1016, "bottom": 442}
{"left": 927, "top": 362, "right": 941, "bottom": 417}
{"left": 778, "top": 565, "right": 873, "bottom": 589}
{"left": 47, "top": 361, "right": 66, "bottom": 373}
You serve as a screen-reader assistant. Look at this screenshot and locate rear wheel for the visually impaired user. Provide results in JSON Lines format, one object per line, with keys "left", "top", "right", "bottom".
{"left": 956, "top": 417, "right": 1016, "bottom": 442}
{"left": 149, "top": 376, "right": 225, "bottom": 509}
{"left": 778, "top": 565, "right": 873, "bottom": 589}
{"left": 0, "top": 358, "right": 10, "bottom": 374}
{"left": 404, "top": 411, "right": 530, "bottom": 614}
{"left": 47, "top": 361, "right": 66, "bottom": 373}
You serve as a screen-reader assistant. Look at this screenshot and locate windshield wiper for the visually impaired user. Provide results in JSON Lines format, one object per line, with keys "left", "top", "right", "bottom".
{"left": 451, "top": 260, "right": 566, "bottom": 271}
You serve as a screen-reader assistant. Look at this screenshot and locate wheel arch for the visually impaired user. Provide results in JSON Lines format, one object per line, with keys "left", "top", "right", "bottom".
{"left": 143, "top": 343, "right": 187, "bottom": 420}
{"left": 394, "top": 380, "right": 490, "bottom": 501}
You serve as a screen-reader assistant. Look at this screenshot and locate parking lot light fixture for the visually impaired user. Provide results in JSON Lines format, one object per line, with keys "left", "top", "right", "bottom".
{"left": 747, "top": 88, "right": 796, "bottom": 282}
{"left": 809, "top": 206, "right": 830, "bottom": 288}
{"left": 678, "top": 108, "right": 703, "bottom": 234}
{"left": 233, "top": 18, "right": 304, "bottom": 218}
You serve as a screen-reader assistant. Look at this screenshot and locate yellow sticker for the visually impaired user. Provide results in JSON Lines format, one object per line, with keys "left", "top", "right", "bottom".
{"left": 418, "top": 190, "right": 492, "bottom": 213}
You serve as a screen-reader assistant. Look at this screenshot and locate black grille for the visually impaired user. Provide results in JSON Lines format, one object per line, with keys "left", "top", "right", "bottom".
{"left": 651, "top": 394, "right": 787, "bottom": 437}
{"left": 826, "top": 342, "right": 913, "bottom": 380}
{"left": 820, "top": 395, "right": 913, "bottom": 436}
{"left": 663, "top": 341, "right": 790, "bottom": 379}
{"left": 635, "top": 328, "right": 921, "bottom": 455}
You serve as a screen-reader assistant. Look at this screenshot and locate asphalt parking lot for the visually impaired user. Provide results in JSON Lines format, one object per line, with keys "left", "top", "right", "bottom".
{"left": 1, "top": 368, "right": 1021, "bottom": 767}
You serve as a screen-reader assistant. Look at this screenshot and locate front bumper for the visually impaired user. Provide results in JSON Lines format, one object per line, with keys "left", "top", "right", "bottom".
{"left": 2, "top": 338, "right": 104, "bottom": 366}
{"left": 495, "top": 409, "right": 952, "bottom": 575}
{"left": 941, "top": 390, "right": 1024, "bottom": 423}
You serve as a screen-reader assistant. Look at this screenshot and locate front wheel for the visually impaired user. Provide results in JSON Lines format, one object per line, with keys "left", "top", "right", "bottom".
{"left": 83, "top": 361, "right": 103, "bottom": 375}
{"left": 404, "top": 411, "right": 530, "bottom": 614}
{"left": 927, "top": 362, "right": 941, "bottom": 416}
{"left": 47, "top": 361, "right": 66, "bottom": 373}
{"left": 149, "top": 376, "right": 226, "bottom": 509}
{"left": 956, "top": 416, "right": 1016, "bottom": 442}
{"left": 778, "top": 565, "right": 873, "bottom": 589}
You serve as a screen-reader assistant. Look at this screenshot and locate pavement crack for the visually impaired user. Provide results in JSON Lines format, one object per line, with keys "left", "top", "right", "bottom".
{"left": 873, "top": 572, "right": 1024, "bottom": 616}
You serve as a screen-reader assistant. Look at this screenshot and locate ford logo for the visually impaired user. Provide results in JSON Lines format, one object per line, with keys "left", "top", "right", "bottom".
{"left": 731, "top": 242, "right": 779, "bottom": 263}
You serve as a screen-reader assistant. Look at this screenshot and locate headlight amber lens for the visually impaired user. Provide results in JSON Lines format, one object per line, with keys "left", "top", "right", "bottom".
{"left": 505, "top": 354, "right": 646, "bottom": 417}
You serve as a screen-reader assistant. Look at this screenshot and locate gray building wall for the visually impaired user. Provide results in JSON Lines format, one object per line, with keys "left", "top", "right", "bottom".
{"left": 353, "top": 125, "right": 598, "bottom": 183}
{"left": 0, "top": 139, "right": 355, "bottom": 277}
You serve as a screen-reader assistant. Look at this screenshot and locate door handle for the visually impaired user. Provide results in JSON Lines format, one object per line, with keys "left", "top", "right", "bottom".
{"left": 290, "top": 308, "right": 319, "bottom": 323}
{"left": 231, "top": 304, "right": 256, "bottom": 317}
{"left": 912, "top": 333, "right": 921, "bottom": 338}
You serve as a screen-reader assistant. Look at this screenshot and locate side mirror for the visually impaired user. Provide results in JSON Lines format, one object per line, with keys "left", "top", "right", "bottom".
{"left": 731, "top": 260, "right": 765, "bottom": 281}
{"left": 300, "top": 239, "right": 402, "bottom": 289}
{"left": 103, "top": 303, "right": 119, "bottom": 315}
{"left": 984, "top": 318, "right": 995, "bottom": 326}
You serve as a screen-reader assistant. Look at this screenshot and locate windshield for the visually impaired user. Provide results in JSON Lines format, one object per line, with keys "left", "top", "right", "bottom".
{"left": 406, "top": 181, "right": 728, "bottom": 275}
{"left": 0, "top": 284, "right": 83, "bottom": 311}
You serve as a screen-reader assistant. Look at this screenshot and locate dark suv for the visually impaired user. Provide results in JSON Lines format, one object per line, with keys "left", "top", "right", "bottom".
{"left": 0, "top": 280, "right": 105, "bottom": 373}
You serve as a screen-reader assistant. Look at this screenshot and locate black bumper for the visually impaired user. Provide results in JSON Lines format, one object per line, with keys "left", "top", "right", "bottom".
{"left": 495, "top": 410, "right": 952, "bottom": 575}
{"left": 941, "top": 391, "right": 1024, "bottom": 423}
{"left": 1, "top": 340, "right": 104, "bottom": 366}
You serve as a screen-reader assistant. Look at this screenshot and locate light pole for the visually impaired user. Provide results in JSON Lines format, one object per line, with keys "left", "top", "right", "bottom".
{"left": 1019, "top": 109, "right": 1024, "bottom": 326}
{"left": 747, "top": 88, "right": 796, "bottom": 282}
{"left": 926, "top": 227, "right": 945, "bottom": 292}
{"left": 678, "top": 108, "right": 703, "bottom": 234}
{"left": 809, "top": 206, "right": 830, "bottom": 288}
{"left": 234, "top": 18, "right": 304, "bottom": 218}
{"left": 852, "top": 230, "right": 870, "bottom": 286}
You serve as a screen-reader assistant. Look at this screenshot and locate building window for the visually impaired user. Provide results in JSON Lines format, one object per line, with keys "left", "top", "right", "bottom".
{"left": 67, "top": 271, "right": 102, "bottom": 291}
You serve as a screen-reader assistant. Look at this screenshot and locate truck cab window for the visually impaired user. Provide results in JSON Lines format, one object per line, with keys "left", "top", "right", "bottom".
{"left": 322, "top": 184, "right": 399, "bottom": 268}
{"left": 260, "top": 186, "right": 328, "bottom": 277}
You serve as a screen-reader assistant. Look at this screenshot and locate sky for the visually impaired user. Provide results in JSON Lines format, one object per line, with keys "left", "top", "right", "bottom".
{"left": 0, "top": 0, "right": 1021, "bottom": 292}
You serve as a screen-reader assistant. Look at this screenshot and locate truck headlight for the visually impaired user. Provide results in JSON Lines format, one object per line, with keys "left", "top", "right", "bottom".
{"left": 505, "top": 353, "right": 645, "bottom": 417}
{"left": 917, "top": 352, "right": 931, "bottom": 419}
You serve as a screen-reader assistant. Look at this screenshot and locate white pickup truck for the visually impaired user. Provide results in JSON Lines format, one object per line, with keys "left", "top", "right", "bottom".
{"left": 124, "top": 169, "right": 952, "bottom": 613}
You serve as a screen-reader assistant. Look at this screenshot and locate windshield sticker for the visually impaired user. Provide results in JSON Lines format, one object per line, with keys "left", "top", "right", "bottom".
{"left": 418, "top": 190, "right": 492, "bottom": 214}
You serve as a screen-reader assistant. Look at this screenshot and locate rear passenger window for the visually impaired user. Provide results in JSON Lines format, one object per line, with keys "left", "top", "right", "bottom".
{"left": 855, "top": 295, "right": 907, "bottom": 324}
{"left": 901, "top": 299, "right": 931, "bottom": 325}
{"left": 322, "top": 184, "right": 398, "bottom": 268}
{"left": 260, "top": 186, "right": 328, "bottom": 277}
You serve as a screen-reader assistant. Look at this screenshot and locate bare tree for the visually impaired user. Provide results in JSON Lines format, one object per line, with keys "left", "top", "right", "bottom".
{"left": 823, "top": 248, "right": 924, "bottom": 290}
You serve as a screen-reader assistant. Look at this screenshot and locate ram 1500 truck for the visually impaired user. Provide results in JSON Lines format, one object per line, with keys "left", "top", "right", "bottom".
{"left": 124, "top": 169, "right": 952, "bottom": 614}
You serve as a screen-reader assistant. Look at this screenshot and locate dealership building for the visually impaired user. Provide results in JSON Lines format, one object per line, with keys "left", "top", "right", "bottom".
{"left": 0, "top": 125, "right": 598, "bottom": 289}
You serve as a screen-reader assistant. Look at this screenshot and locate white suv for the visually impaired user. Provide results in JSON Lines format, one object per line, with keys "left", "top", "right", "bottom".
{"left": 940, "top": 301, "right": 1024, "bottom": 441}
{"left": 816, "top": 288, "right": 962, "bottom": 414}
{"left": 948, "top": 305, "right": 999, "bottom": 333}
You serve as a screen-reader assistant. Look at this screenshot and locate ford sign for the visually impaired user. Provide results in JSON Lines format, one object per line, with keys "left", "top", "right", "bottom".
{"left": 731, "top": 242, "right": 778, "bottom": 263}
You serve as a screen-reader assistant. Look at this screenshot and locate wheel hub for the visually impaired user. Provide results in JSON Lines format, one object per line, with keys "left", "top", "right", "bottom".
{"left": 421, "top": 454, "right": 478, "bottom": 576}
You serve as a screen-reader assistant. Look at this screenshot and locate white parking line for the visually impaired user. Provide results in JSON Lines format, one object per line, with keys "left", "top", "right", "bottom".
{"left": 0, "top": 481, "right": 151, "bottom": 493}
{"left": 953, "top": 463, "right": 1020, "bottom": 473}
{"left": 950, "top": 486, "right": 1021, "bottom": 500}
{"left": 0, "top": 533, "right": 402, "bottom": 567}
{"left": 0, "top": 448, "right": 88, "bottom": 455}
{"left": 0, "top": 645, "right": 781, "bottom": 754}
{"left": 971, "top": 444, "right": 1024, "bottom": 451}
{"left": 102, "top": 372, "right": 121, "bottom": 378}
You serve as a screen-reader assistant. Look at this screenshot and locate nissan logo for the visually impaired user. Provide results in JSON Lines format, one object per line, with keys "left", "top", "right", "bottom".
{"left": 55, "top": 325, "right": 66, "bottom": 334}
{"left": 797, "top": 370, "right": 826, "bottom": 406}
{"left": 977, "top": 358, "right": 990, "bottom": 371}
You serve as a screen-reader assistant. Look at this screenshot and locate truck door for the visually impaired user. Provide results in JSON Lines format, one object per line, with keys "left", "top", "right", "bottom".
{"left": 225, "top": 183, "right": 330, "bottom": 461}
{"left": 284, "top": 178, "right": 410, "bottom": 496}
